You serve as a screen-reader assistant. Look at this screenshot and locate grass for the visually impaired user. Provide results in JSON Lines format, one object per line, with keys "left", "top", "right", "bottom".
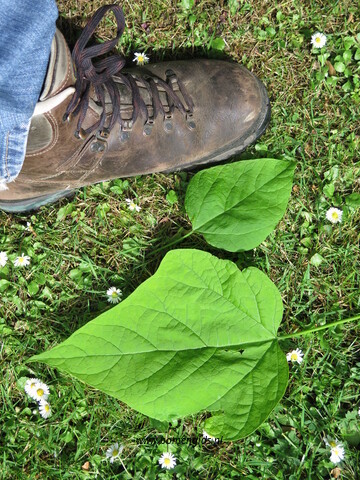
{"left": 1, "top": 0, "right": 360, "bottom": 478}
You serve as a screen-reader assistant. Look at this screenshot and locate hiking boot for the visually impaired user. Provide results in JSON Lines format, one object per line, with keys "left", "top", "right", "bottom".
{"left": 0, "top": 5, "right": 270, "bottom": 213}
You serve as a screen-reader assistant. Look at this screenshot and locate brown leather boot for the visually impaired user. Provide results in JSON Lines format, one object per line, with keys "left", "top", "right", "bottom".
{"left": 0, "top": 5, "right": 270, "bottom": 213}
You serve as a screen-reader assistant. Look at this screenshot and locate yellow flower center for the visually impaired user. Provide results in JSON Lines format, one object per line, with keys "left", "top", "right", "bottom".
{"left": 111, "top": 292, "right": 118, "bottom": 298}
{"left": 315, "top": 37, "right": 321, "bottom": 43}
{"left": 112, "top": 449, "right": 119, "bottom": 457}
{"left": 333, "top": 448, "right": 339, "bottom": 455}
{"left": 37, "top": 388, "right": 44, "bottom": 397}
{"left": 330, "top": 441, "right": 336, "bottom": 448}
{"left": 18, "top": 257, "right": 24, "bottom": 263}
{"left": 331, "top": 212, "right": 339, "bottom": 220}
{"left": 164, "top": 457, "right": 171, "bottom": 465}
{"left": 291, "top": 353, "right": 298, "bottom": 361}
{"left": 44, "top": 404, "right": 50, "bottom": 412}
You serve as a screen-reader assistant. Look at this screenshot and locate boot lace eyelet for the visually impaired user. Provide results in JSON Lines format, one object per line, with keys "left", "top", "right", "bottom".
{"left": 90, "top": 141, "right": 105, "bottom": 152}
{"left": 63, "top": 113, "right": 73, "bottom": 124}
{"left": 74, "top": 128, "right": 86, "bottom": 140}
{"left": 143, "top": 118, "right": 154, "bottom": 136}
{"left": 163, "top": 113, "right": 173, "bottom": 133}
{"left": 186, "top": 113, "right": 196, "bottom": 130}
{"left": 120, "top": 131, "right": 130, "bottom": 142}
{"left": 164, "top": 120, "right": 173, "bottom": 132}
{"left": 120, "top": 120, "right": 133, "bottom": 142}
{"left": 97, "top": 128, "right": 110, "bottom": 139}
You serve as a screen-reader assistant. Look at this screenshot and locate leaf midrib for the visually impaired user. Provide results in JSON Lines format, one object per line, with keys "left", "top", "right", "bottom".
{"left": 32, "top": 335, "right": 275, "bottom": 362}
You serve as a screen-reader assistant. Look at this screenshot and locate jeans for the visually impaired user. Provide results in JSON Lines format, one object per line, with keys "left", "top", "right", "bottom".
{"left": 0, "top": 1, "right": 58, "bottom": 188}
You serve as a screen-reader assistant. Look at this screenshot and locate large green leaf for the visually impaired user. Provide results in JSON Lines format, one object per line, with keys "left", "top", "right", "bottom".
{"left": 29, "top": 249, "right": 288, "bottom": 440}
{"left": 185, "top": 159, "right": 295, "bottom": 252}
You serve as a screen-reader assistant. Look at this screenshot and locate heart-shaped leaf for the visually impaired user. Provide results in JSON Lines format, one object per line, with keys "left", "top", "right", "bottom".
{"left": 29, "top": 249, "right": 288, "bottom": 440}
{"left": 185, "top": 159, "right": 295, "bottom": 252}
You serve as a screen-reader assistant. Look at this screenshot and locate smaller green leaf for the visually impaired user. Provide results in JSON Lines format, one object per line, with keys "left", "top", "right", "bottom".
{"left": 323, "top": 166, "right": 339, "bottom": 181}
{"left": 17, "top": 377, "right": 29, "bottom": 391}
{"left": 211, "top": 37, "right": 226, "bottom": 51}
{"left": 323, "top": 183, "right": 335, "bottom": 198}
{"left": 300, "top": 237, "right": 312, "bottom": 248}
{"left": 56, "top": 204, "right": 74, "bottom": 222}
{"left": 166, "top": 190, "right": 178, "bottom": 205}
{"left": 69, "top": 269, "right": 82, "bottom": 282}
{"left": 344, "top": 36, "right": 355, "bottom": 50}
{"left": 334, "top": 62, "right": 345, "bottom": 73}
{"left": 188, "top": 14, "right": 196, "bottom": 26}
{"left": 342, "top": 81, "right": 352, "bottom": 92}
{"left": 326, "top": 77, "right": 337, "bottom": 87}
{"left": 110, "top": 186, "right": 124, "bottom": 195}
{"left": 310, "top": 253, "right": 325, "bottom": 267}
{"left": 34, "top": 273, "right": 46, "bottom": 285}
{"left": 355, "top": 49, "right": 360, "bottom": 61}
{"left": 0, "top": 324, "right": 13, "bottom": 336}
{"left": 318, "top": 331, "right": 329, "bottom": 350}
{"left": 28, "top": 281, "right": 39, "bottom": 296}
{"left": 266, "top": 27, "right": 276, "bottom": 37}
{"left": 345, "top": 193, "right": 360, "bottom": 207}
{"left": 185, "top": 159, "right": 295, "bottom": 252}
{"left": 148, "top": 418, "right": 170, "bottom": 432}
{"left": 0, "top": 279, "right": 10, "bottom": 292}
{"left": 181, "top": 0, "right": 194, "bottom": 10}
{"left": 62, "top": 431, "right": 74, "bottom": 444}
{"left": 343, "top": 50, "right": 352, "bottom": 64}
{"left": 344, "top": 432, "right": 360, "bottom": 447}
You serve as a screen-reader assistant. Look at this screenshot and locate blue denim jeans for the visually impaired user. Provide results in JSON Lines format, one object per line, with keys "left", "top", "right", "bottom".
{"left": 0, "top": 1, "right": 58, "bottom": 188}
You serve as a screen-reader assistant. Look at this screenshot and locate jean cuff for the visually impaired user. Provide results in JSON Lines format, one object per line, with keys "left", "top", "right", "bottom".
{"left": 0, "top": 120, "right": 31, "bottom": 184}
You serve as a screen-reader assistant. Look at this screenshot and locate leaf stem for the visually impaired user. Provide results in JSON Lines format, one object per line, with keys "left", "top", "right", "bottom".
{"left": 147, "top": 230, "right": 194, "bottom": 257}
{"left": 278, "top": 314, "right": 360, "bottom": 340}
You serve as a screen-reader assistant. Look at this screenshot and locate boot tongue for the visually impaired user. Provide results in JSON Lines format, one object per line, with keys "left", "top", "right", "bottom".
{"left": 40, "top": 29, "right": 75, "bottom": 101}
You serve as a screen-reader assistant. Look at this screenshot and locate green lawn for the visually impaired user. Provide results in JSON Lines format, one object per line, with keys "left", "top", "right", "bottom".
{"left": 1, "top": 0, "right": 359, "bottom": 478}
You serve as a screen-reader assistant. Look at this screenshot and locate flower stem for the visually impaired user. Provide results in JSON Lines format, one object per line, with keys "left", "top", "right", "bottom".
{"left": 278, "top": 314, "right": 360, "bottom": 340}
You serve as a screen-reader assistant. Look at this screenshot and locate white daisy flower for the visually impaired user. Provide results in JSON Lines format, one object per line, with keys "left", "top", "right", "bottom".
{"left": 326, "top": 207, "right": 343, "bottom": 224}
{"left": 106, "top": 442, "right": 123, "bottom": 463}
{"left": 358, "top": 407, "right": 360, "bottom": 416}
{"left": 203, "top": 430, "right": 217, "bottom": 442}
{"left": 159, "top": 452, "right": 177, "bottom": 470}
{"left": 125, "top": 198, "right": 141, "bottom": 212}
{"left": 39, "top": 400, "right": 52, "bottom": 419}
{"left": 14, "top": 254, "right": 31, "bottom": 267}
{"left": 326, "top": 439, "right": 345, "bottom": 464}
{"left": 25, "top": 222, "right": 31, "bottom": 231}
{"left": 133, "top": 52, "right": 149, "bottom": 65}
{"left": 286, "top": 348, "right": 304, "bottom": 364}
{"left": 24, "top": 378, "right": 42, "bottom": 398}
{"left": 311, "top": 32, "right": 327, "bottom": 48}
{"left": 32, "top": 382, "right": 50, "bottom": 402}
{"left": 106, "top": 287, "right": 122, "bottom": 304}
{"left": 0, "top": 251, "right": 8, "bottom": 267}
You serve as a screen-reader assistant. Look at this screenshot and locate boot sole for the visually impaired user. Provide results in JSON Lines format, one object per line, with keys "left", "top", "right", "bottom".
{"left": 0, "top": 189, "right": 76, "bottom": 214}
{"left": 0, "top": 74, "right": 270, "bottom": 213}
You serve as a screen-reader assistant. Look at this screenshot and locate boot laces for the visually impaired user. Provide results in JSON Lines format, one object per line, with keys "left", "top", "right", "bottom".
{"left": 64, "top": 5, "right": 194, "bottom": 138}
